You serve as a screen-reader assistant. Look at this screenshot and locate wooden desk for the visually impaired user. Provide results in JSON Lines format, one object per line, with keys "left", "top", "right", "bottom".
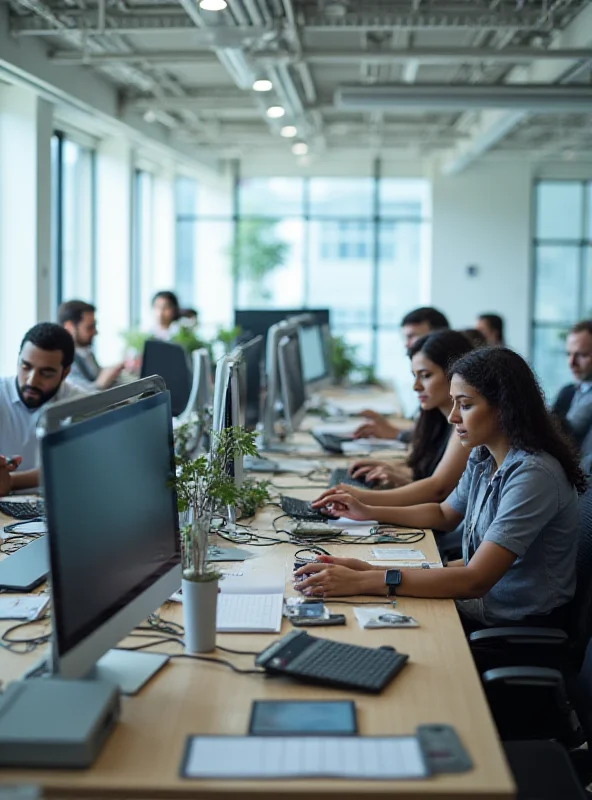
{"left": 0, "top": 429, "right": 514, "bottom": 799}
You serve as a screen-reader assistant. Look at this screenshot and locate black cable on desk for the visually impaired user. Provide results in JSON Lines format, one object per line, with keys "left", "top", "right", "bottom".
{"left": 117, "top": 638, "right": 264, "bottom": 675}
{"left": 1, "top": 614, "right": 51, "bottom": 653}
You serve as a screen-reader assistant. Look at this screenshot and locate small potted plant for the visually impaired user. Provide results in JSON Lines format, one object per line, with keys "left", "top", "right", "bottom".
{"left": 173, "top": 425, "right": 258, "bottom": 653}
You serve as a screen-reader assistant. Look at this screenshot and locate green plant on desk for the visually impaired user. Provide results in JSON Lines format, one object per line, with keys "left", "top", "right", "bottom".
{"left": 329, "top": 334, "right": 360, "bottom": 385}
{"left": 173, "top": 426, "right": 258, "bottom": 582}
{"left": 236, "top": 478, "right": 272, "bottom": 520}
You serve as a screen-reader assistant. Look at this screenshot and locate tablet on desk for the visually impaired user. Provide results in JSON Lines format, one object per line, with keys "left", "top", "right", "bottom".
{"left": 248, "top": 700, "right": 357, "bottom": 736}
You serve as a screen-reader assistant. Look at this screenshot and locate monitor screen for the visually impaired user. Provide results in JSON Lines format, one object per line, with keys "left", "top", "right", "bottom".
{"left": 234, "top": 336, "right": 264, "bottom": 432}
{"left": 298, "top": 324, "right": 327, "bottom": 384}
{"left": 235, "top": 309, "right": 330, "bottom": 350}
{"left": 278, "top": 332, "right": 306, "bottom": 432}
{"left": 42, "top": 393, "right": 180, "bottom": 659}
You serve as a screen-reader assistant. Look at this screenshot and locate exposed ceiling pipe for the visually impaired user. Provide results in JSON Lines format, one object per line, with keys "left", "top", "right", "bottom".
{"left": 48, "top": 46, "right": 592, "bottom": 66}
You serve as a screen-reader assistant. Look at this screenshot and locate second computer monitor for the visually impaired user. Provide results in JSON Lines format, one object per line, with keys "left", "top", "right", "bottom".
{"left": 212, "top": 354, "right": 244, "bottom": 488}
{"left": 298, "top": 322, "right": 328, "bottom": 387}
{"left": 41, "top": 391, "right": 181, "bottom": 687}
{"left": 278, "top": 330, "right": 307, "bottom": 434}
{"left": 231, "top": 336, "right": 264, "bottom": 432}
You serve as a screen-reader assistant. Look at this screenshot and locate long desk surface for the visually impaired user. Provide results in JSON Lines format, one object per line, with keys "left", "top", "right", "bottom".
{"left": 0, "top": 399, "right": 515, "bottom": 800}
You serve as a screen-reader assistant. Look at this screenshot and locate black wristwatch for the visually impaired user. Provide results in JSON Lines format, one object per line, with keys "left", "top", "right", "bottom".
{"left": 385, "top": 569, "right": 403, "bottom": 597}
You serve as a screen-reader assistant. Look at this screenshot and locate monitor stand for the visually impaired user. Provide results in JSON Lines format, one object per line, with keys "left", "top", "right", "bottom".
{"left": 24, "top": 649, "right": 170, "bottom": 696}
{"left": 92, "top": 649, "right": 170, "bottom": 695}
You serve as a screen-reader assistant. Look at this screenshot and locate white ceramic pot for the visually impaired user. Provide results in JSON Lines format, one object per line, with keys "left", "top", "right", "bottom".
{"left": 182, "top": 576, "right": 218, "bottom": 653}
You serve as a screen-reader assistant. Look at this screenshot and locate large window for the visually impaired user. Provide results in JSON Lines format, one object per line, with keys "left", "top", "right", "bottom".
{"left": 175, "top": 172, "right": 430, "bottom": 390}
{"left": 533, "top": 181, "right": 592, "bottom": 399}
{"left": 131, "top": 169, "right": 154, "bottom": 328}
{"left": 51, "top": 133, "right": 96, "bottom": 305}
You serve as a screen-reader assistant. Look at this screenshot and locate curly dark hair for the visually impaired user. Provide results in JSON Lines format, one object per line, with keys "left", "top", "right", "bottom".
{"left": 449, "top": 347, "right": 587, "bottom": 493}
{"left": 20, "top": 322, "right": 75, "bottom": 369}
{"left": 407, "top": 330, "right": 474, "bottom": 480}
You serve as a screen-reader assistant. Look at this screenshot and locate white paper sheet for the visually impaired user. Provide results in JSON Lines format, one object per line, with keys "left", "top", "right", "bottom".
{"left": 371, "top": 549, "right": 426, "bottom": 561}
{"left": 216, "top": 593, "right": 283, "bottom": 633}
{"left": 182, "top": 735, "right": 427, "bottom": 780}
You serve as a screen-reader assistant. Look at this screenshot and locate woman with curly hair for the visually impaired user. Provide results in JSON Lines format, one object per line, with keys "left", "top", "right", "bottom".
{"left": 302, "top": 347, "right": 585, "bottom": 630}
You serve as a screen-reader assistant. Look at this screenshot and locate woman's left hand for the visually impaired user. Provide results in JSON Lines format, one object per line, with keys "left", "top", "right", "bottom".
{"left": 294, "top": 561, "right": 363, "bottom": 597}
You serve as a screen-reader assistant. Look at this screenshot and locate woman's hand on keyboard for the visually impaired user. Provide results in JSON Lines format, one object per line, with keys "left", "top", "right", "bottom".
{"left": 294, "top": 560, "right": 367, "bottom": 597}
{"left": 311, "top": 491, "right": 373, "bottom": 521}
{"left": 317, "top": 555, "right": 375, "bottom": 571}
{"left": 353, "top": 412, "right": 400, "bottom": 440}
{"left": 313, "top": 484, "right": 363, "bottom": 506}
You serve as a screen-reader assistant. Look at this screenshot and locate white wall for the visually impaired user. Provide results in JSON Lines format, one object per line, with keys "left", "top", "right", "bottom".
{"left": 0, "top": 86, "right": 53, "bottom": 375}
{"left": 431, "top": 163, "right": 532, "bottom": 355}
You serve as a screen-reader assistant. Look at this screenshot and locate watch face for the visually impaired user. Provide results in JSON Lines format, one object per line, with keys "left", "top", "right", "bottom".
{"left": 386, "top": 569, "right": 402, "bottom": 586}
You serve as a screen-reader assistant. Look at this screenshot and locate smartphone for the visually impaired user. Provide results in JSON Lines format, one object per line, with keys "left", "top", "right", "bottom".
{"left": 249, "top": 700, "right": 357, "bottom": 736}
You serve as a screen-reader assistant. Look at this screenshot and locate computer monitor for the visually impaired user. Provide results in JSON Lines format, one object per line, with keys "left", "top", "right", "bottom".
{"left": 262, "top": 319, "right": 298, "bottom": 447}
{"left": 141, "top": 340, "right": 192, "bottom": 417}
{"left": 278, "top": 330, "right": 307, "bottom": 433}
{"left": 298, "top": 322, "right": 328, "bottom": 388}
{"left": 231, "top": 336, "right": 264, "bottom": 432}
{"left": 212, "top": 354, "right": 244, "bottom": 489}
{"left": 41, "top": 390, "right": 181, "bottom": 693}
{"left": 178, "top": 348, "right": 213, "bottom": 424}
{"left": 235, "top": 309, "right": 331, "bottom": 351}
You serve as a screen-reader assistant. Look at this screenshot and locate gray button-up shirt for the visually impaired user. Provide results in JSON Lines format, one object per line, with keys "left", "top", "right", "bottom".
{"left": 446, "top": 446, "right": 578, "bottom": 626}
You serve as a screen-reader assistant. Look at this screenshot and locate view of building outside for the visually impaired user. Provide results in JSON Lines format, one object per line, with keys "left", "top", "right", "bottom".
{"left": 533, "top": 181, "right": 592, "bottom": 400}
{"left": 175, "top": 175, "right": 430, "bottom": 410}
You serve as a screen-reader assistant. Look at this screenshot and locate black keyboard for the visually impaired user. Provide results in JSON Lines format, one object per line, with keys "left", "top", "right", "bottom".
{"left": 312, "top": 432, "right": 349, "bottom": 454}
{"left": 280, "top": 495, "right": 327, "bottom": 522}
{"left": 329, "top": 467, "right": 378, "bottom": 490}
{"left": 256, "top": 630, "right": 409, "bottom": 693}
{"left": 0, "top": 499, "right": 45, "bottom": 520}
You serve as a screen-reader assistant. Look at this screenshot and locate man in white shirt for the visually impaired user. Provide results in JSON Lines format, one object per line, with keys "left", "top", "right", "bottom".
{"left": 57, "top": 300, "right": 124, "bottom": 391}
{"left": 0, "top": 322, "right": 88, "bottom": 492}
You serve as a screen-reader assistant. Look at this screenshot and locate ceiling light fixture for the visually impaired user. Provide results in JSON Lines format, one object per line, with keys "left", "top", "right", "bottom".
{"left": 253, "top": 78, "right": 273, "bottom": 92}
{"left": 292, "top": 142, "right": 309, "bottom": 156}
{"left": 280, "top": 125, "right": 298, "bottom": 138}
{"left": 266, "top": 105, "right": 285, "bottom": 118}
{"left": 199, "top": 0, "right": 227, "bottom": 9}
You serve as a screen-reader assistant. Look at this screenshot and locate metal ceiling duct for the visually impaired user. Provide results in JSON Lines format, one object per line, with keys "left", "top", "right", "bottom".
{"left": 335, "top": 84, "right": 592, "bottom": 112}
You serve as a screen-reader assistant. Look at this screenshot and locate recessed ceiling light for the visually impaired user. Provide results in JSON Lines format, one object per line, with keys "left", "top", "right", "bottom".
{"left": 253, "top": 78, "right": 273, "bottom": 92}
{"left": 280, "top": 125, "right": 298, "bottom": 138}
{"left": 266, "top": 105, "right": 285, "bottom": 119}
{"left": 199, "top": 0, "right": 227, "bottom": 9}
{"left": 292, "top": 142, "right": 308, "bottom": 155}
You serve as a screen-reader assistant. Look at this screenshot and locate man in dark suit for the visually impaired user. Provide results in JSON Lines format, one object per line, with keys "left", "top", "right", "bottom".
{"left": 58, "top": 300, "right": 124, "bottom": 391}
{"left": 552, "top": 320, "right": 592, "bottom": 459}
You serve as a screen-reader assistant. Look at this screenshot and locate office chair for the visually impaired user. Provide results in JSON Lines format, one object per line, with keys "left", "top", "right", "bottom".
{"left": 469, "top": 478, "right": 592, "bottom": 676}
{"left": 471, "top": 481, "right": 592, "bottom": 749}
{"left": 482, "top": 635, "right": 592, "bottom": 797}
{"left": 141, "top": 340, "right": 192, "bottom": 417}
{"left": 503, "top": 740, "right": 590, "bottom": 800}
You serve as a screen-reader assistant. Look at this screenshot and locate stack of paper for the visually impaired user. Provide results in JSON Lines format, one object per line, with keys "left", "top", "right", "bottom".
{"left": 216, "top": 570, "right": 285, "bottom": 633}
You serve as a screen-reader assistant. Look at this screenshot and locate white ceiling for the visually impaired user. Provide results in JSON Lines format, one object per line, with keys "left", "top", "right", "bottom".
{"left": 5, "top": 0, "right": 592, "bottom": 169}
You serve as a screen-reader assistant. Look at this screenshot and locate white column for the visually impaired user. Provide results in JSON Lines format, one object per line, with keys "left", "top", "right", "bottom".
{"left": 153, "top": 164, "right": 176, "bottom": 292}
{"left": 94, "top": 136, "right": 132, "bottom": 365}
{"left": 0, "top": 86, "right": 53, "bottom": 375}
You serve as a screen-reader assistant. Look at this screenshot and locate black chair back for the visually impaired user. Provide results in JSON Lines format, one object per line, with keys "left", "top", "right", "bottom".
{"left": 569, "top": 480, "right": 592, "bottom": 664}
{"left": 141, "top": 340, "right": 192, "bottom": 417}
